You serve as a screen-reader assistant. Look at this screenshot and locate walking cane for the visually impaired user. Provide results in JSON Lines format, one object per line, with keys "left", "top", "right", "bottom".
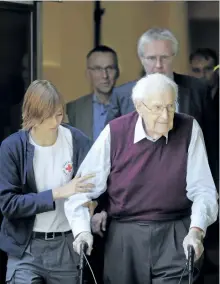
{"left": 187, "top": 245, "right": 195, "bottom": 284}
{"left": 79, "top": 242, "right": 88, "bottom": 284}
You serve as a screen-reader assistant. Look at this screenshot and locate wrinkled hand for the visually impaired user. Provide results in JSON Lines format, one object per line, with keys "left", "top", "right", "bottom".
{"left": 73, "top": 231, "right": 93, "bottom": 255}
{"left": 83, "top": 200, "right": 98, "bottom": 217}
{"left": 183, "top": 228, "right": 204, "bottom": 261}
{"left": 69, "top": 174, "right": 95, "bottom": 195}
{"left": 91, "top": 211, "right": 107, "bottom": 237}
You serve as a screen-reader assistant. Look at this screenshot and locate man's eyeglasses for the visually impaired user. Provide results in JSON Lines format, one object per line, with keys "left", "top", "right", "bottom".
{"left": 142, "top": 102, "right": 175, "bottom": 114}
{"left": 88, "top": 66, "right": 117, "bottom": 73}
{"left": 142, "top": 55, "right": 174, "bottom": 65}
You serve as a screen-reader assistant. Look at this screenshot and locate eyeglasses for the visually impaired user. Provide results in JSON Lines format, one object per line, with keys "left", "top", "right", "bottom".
{"left": 142, "top": 55, "right": 174, "bottom": 65}
{"left": 142, "top": 102, "right": 175, "bottom": 114}
{"left": 88, "top": 66, "right": 117, "bottom": 74}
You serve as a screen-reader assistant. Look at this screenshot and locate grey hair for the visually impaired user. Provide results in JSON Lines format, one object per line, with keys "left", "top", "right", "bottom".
{"left": 131, "top": 73, "right": 178, "bottom": 104}
{"left": 137, "top": 28, "right": 179, "bottom": 58}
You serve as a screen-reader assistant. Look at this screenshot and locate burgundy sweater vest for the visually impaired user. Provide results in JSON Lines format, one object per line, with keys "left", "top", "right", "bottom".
{"left": 106, "top": 111, "right": 193, "bottom": 221}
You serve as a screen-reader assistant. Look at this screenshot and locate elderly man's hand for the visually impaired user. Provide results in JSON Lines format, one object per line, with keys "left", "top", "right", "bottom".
{"left": 183, "top": 228, "right": 204, "bottom": 262}
{"left": 73, "top": 231, "right": 93, "bottom": 255}
{"left": 83, "top": 200, "right": 98, "bottom": 217}
{"left": 91, "top": 211, "right": 107, "bottom": 237}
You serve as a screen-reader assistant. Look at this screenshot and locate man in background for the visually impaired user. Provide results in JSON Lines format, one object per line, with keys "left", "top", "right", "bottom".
{"left": 190, "top": 48, "right": 219, "bottom": 284}
{"left": 190, "top": 48, "right": 219, "bottom": 100}
{"left": 67, "top": 45, "right": 119, "bottom": 141}
{"left": 189, "top": 48, "right": 219, "bottom": 187}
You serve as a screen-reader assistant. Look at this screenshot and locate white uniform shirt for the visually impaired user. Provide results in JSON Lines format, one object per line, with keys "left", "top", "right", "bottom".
{"left": 30, "top": 125, "right": 73, "bottom": 232}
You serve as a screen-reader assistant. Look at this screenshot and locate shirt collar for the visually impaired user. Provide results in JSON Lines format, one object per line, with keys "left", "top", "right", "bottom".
{"left": 93, "top": 94, "right": 99, "bottom": 104}
{"left": 134, "top": 116, "right": 168, "bottom": 144}
{"left": 144, "top": 72, "right": 174, "bottom": 80}
{"left": 170, "top": 72, "right": 174, "bottom": 80}
{"left": 93, "top": 94, "right": 110, "bottom": 106}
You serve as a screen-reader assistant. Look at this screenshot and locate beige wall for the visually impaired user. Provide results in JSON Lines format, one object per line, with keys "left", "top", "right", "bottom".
{"left": 101, "top": 1, "right": 189, "bottom": 85}
{"left": 42, "top": 2, "right": 93, "bottom": 102}
{"left": 42, "top": 1, "right": 189, "bottom": 103}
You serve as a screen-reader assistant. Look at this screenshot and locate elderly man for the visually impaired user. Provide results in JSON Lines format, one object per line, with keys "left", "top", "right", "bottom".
{"left": 105, "top": 29, "right": 215, "bottom": 181}
{"left": 65, "top": 73, "right": 218, "bottom": 284}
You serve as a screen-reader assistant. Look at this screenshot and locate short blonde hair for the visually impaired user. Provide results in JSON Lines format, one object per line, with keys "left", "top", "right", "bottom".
{"left": 22, "top": 80, "right": 65, "bottom": 130}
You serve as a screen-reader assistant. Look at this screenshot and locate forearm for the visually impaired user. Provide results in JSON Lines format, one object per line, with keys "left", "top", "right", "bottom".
{"left": 1, "top": 189, "right": 54, "bottom": 219}
{"left": 190, "top": 192, "right": 218, "bottom": 234}
{"left": 65, "top": 125, "right": 111, "bottom": 237}
{"left": 187, "top": 119, "right": 219, "bottom": 234}
{"left": 65, "top": 192, "right": 99, "bottom": 237}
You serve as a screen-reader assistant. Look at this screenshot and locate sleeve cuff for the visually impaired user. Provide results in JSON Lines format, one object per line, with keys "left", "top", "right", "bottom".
{"left": 71, "top": 220, "right": 91, "bottom": 239}
{"left": 190, "top": 217, "right": 207, "bottom": 236}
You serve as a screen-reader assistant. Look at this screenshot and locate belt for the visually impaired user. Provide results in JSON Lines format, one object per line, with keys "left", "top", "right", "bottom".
{"left": 32, "top": 230, "right": 72, "bottom": 240}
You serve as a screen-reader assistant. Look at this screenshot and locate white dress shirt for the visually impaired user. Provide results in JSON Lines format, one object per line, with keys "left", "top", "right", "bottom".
{"left": 64, "top": 117, "right": 218, "bottom": 237}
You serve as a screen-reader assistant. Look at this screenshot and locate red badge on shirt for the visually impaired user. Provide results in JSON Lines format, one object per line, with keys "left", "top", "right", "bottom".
{"left": 63, "top": 161, "right": 73, "bottom": 176}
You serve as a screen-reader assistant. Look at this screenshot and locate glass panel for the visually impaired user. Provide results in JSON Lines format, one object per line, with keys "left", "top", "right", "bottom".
{"left": 0, "top": 5, "right": 36, "bottom": 141}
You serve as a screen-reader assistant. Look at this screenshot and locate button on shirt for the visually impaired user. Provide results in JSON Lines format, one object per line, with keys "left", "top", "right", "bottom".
{"left": 93, "top": 95, "right": 110, "bottom": 141}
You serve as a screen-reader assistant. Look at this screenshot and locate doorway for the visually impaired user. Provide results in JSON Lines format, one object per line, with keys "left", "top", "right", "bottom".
{"left": 0, "top": 1, "right": 37, "bottom": 142}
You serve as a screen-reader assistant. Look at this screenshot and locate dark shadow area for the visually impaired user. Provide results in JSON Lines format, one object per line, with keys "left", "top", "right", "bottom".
{"left": 0, "top": 3, "right": 37, "bottom": 284}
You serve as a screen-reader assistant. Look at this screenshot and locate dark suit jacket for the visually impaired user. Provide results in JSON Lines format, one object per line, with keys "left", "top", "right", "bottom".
{"left": 207, "top": 86, "right": 219, "bottom": 188}
{"left": 105, "top": 72, "right": 217, "bottom": 184}
{"left": 67, "top": 94, "right": 94, "bottom": 140}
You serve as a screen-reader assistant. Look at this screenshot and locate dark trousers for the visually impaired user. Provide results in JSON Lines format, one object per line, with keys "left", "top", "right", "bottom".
{"left": 6, "top": 233, "right": 79, "bottom": 284}
{"left": 87, "top": 235, "right": 105, "bottom": 284}
{"left": 202, "top": 221, "right": 219, "bottom": 283}
{"left": 104, "top": 217, "right": 201, "bottom": 284}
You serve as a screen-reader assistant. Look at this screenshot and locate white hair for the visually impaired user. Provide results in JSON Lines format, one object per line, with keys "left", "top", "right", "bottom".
{"left": 137, "top": 28, "right": 179, "bottom": 58}
{"left": 131, "top": 73, "right": 178, "bottom": 104}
